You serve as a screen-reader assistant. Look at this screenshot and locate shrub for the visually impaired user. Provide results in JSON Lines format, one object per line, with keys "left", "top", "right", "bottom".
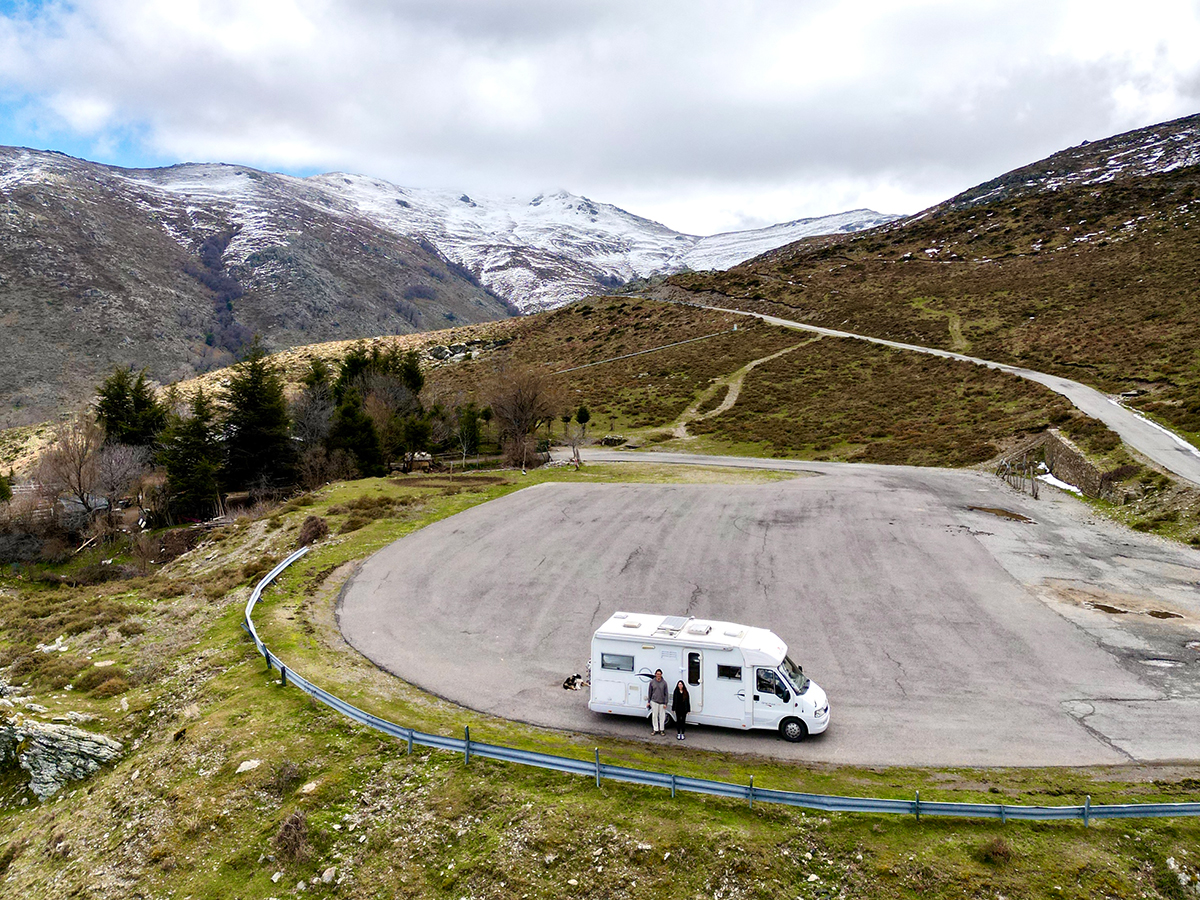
{"left": 339, "top": 515, "right": 369, "bottom": 534}
{"left": 274, "top": 811, "right": 311, "bottom": 862}
{"left": 10, "top": 653, "right": 89, "bottom": 689}
{"left": 241, "top": 555, "right": 277, "bottom": 583}
{"left": 296, "top": 516, "right": 329, "bottom": 547}
{"left": 74, "top": 664, "right": 131, "bottom": 694}
{"left": 977, "top": 836, "right": 1014, "bottom": 864}
{"left": 271, "top": 760, "right": 303, "bottom": 796}
{"left": 68, "top": 563, "right": 135, "bottom": 586}
{"left": 39, "top": 537, "right": 70, "bottom": 564}
{"left": 90, "top": 676, "right": 130, "bottom": 698}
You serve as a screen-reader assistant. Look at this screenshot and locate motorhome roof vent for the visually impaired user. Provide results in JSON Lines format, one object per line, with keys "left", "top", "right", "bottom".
{"left": 655, "top": 615, "right": 690, "bottom": 635}
{"left": 622, "top": 620, "right": 642, "bottom": 628}
{"left": 723, "top": 628, "right": 745, "bottom": 638}
{"left": 687, "top": 624, "right": 712, "bottom": 635}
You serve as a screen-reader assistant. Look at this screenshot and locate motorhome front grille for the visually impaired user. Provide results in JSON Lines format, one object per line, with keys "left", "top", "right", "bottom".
{"left": 655, "top": 615, "right": 691, "bottom": 635}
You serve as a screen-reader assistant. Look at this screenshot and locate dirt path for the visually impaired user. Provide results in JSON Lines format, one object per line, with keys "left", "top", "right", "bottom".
{"left": 668, "top": 338, "right": 815, "bottom": 439}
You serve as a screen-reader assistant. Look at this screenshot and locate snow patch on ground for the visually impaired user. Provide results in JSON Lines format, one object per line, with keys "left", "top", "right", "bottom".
{"left": 1038, "top": 473, "right": 1083, "bottom": 495}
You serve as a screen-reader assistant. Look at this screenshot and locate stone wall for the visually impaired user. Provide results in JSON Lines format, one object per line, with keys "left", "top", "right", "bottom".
{"left": 997, "top": 430, "right": 1115, "bottom": 500}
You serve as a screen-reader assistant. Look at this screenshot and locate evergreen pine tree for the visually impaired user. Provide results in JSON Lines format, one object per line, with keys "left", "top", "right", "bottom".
{"left": 223, "top": 339, "right": 294, "bottom": 490}
{"left": 326, "top": 389, "right": 384, "bottom": 477}
{"left": 159, "top": 390, "right": 223, "bottom": 521}
{"left": 95, "top": 367, "right": 166, "bottom": 446}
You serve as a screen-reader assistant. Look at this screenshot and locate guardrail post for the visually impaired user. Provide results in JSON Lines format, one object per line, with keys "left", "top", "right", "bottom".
{"left": 464, "top": 726, "right": 471, "bottom": 765}
{"left": 280, "top": 664, "right": 287, "bottom": 687}
{"left": 264, "top": 648, "right": 272, "bottom": 671}
{"left": 749, "top": 775, "right": 754, "bottom": 809}
{"left": 1083, "top": 795, "right": 1090, "bottom": 828}
{"left": 1000, "top": 805, "right": 1006, "bottom": 824}
{"left": 671, "top": 773, "right": 676, "bottom": 799}
{"left": 914, "top": 790, "right": 920, "bottom": 823}
{"left": 595, "top": 749, "right": 601, "bottom": 788}
{"left": 407, "top": 728, "right": 413, "bottom": 755}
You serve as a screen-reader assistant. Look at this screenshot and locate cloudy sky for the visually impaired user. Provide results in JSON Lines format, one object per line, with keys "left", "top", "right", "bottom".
{"left": 1, "top": 0, "right": 1199, "bottom": 234}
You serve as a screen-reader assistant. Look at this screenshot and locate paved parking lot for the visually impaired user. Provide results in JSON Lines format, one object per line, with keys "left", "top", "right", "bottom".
{"left": 338, "top": 456, "right": 1200, "bottom": 765}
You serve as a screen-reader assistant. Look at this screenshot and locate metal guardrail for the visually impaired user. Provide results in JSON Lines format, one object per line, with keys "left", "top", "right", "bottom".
{"left": 246, "top": 547, "right": 1200, "bottom": 824}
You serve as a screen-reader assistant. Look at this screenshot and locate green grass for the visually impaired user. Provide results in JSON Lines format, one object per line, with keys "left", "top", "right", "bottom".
{"left": 3, "top": 467, "right": 1198, "bottom": 898}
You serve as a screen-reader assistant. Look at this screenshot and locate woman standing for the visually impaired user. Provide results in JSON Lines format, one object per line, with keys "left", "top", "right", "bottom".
{"left": 671, "top": 681, "right": 691, "bottom": 741}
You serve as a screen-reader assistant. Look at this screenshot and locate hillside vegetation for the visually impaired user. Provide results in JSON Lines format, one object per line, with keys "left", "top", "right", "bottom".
{"left": 2, "top": 468, "right": 1199, "bottom": 898}
{"left": 666, "top": 116, "right": 1200, "bottom": 448}
{"left": 185, "top": 297, "right": 1088, "bottom": 470}
{"left": 152, "top": 295, "right": 1200, "bottom": 541}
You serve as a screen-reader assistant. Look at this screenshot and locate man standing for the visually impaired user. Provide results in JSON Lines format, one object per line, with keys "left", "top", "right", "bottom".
{"left": 647, "top": 669, "right": 669, "bottom": 735}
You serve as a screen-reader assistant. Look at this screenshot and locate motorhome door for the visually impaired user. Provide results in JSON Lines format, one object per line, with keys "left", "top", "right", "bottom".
{"left": 685, "top": 650, "right": 702, "bottom": 711}
{"left": 752, "top": 667, "right": 790, "bottom": 727}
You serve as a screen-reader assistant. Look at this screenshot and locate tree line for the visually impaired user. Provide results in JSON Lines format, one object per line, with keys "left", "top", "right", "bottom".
{"left": 18, "top": 340, "right": 593, "bottom": 532}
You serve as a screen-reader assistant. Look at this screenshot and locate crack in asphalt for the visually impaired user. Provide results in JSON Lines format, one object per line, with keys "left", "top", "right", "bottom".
{"left": 588, "top": 595, "right": 603, "bottom": 629}
{"left": 619, "top": 546, "right": 643, "bottom": 575}
{"left": 685, "top": 583, "right": 702, "bottom": 617}
{"left": 882, "top": 648, "right": 909, "bottom": 698}
{"left": 1061, "top": 700, "right": 1137, "bottom": 762}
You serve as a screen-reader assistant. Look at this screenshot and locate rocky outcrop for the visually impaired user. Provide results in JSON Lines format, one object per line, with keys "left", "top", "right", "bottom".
{"left": 0, "top": 716, "right": 123, "bottom": 801}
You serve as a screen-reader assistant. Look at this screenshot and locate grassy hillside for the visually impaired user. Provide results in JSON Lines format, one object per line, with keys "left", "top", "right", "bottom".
{"left": 199, "top": 296, "right": 1091, "bottom": 469}
{"left": 2, "top": 468, "right": 1199, "bottom": 898}
{"left": 139, "top": 295, "right": 1198, "bottom": 542}
{"left": 666, "top": 164, "right": 1200, "bottom": 448}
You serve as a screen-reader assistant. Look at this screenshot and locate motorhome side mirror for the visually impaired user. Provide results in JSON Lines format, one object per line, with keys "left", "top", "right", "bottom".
{"left": 778, "top": 688, "right": 791, "bottom": 702}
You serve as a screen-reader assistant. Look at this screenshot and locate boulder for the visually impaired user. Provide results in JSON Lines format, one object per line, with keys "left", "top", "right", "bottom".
{"left": 0, "top": 716, "right": 123, "bottom": 800}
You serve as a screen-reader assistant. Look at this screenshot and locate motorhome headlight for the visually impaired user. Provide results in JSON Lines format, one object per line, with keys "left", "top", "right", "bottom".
{"left": 815, "top": 705, "right": 828, "bottom": 717}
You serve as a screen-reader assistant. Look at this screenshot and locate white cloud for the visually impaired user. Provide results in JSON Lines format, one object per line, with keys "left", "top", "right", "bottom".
{"left": 1, "top": 0, "right": 1198, "bottom": 233}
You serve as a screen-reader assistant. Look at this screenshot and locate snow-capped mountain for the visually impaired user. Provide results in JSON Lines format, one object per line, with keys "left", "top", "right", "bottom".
{"left": 130, "top": 165, "right": 895, "bottom": 312}
{"left": 0, "top": 145, "right": 894, "bottom": 424}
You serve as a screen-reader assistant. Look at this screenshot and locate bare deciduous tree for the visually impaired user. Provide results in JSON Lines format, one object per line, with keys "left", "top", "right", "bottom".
{"left": 93, "top": 444, "right": 151, "bottom": 525}
{"left": 487, "top": 367, "right": 564, "bottom": 466}
{"left": 290, "top": 382, "right": 335, "bottom": 448}
{"left": 36, "top": 414, "right": 105, "bottom": 515}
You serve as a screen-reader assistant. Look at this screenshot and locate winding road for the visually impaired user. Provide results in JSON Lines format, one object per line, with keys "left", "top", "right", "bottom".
{"left": 699, "top": 304, "right": 1200, "bottom": 486}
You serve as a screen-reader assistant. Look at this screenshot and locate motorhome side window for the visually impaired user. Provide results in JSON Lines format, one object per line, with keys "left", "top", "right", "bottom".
{"left": 600, "top": 653, "right": 635, "bottom": 672}
{"left": 716, "top": 664, "right": 742, "bottom": 680}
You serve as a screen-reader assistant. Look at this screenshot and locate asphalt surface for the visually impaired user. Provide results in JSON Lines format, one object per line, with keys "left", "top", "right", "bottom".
{"left": 705, "top": 305, "right": 1200, "bottom": 487}
{"left": 339, "top": 453, "right": 1200, "bottom": 766}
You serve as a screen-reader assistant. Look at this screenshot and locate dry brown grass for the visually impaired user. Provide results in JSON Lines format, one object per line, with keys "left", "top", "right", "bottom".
{"left": 669, "top": 164, "right": 1200, "bottom": 444}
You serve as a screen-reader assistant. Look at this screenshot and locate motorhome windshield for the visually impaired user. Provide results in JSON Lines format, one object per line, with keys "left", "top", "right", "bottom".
{"left": 781, "top": 655, "right": 809, "bottom": 693}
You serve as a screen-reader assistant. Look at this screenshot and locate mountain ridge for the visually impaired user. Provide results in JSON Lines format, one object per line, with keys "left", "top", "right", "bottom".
{"left": 0, "top": 146, "right": 894, "bottom": 424}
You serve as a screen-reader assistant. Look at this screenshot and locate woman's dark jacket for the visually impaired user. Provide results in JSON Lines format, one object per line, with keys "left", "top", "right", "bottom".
{"left": 671, "top": 687, "right": 691, "bottom": 717}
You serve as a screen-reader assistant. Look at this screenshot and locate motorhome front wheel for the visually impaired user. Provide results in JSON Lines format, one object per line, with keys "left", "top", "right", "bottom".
{"left": 780, "top": 718, "right": 807, "bottom": 742}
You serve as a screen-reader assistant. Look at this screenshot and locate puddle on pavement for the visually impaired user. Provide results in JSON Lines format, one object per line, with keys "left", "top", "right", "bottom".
{"left": 1084, "top": 601, "right": 1183, "bottom": 619}
{"left": 1087, "top": 602, "right": 1128, "bottom": 614}
{"left": 1187, "top": 641, "right": 1200, "bottom": 652}
{"left": 1141, "top": 658, "right": 1184, "bottom": 668}
{"left": 968, "top": 506, "right": 1033, "bottom": 523}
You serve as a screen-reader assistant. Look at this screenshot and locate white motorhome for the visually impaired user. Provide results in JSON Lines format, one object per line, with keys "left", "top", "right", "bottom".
{"left": 588, "top": 612, "right": 829, "bottom": 742}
